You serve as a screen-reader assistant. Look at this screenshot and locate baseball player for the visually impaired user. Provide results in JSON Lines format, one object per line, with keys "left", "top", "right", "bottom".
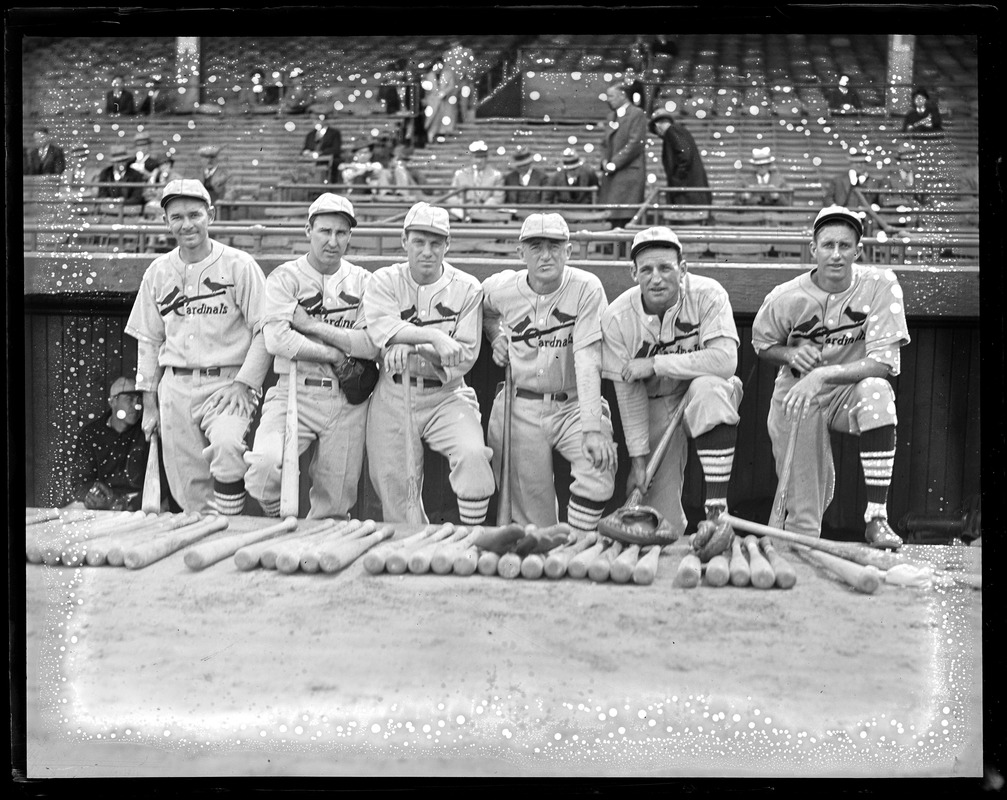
{"left": 363, "top": 202, "right": 495, "bottom": 525}
{"left": 482, "top": 212, "right": 617, "bottom": 535}
{"left": 125, "top": 179, "right": 270, "bottom": 515}
{"left": 244, "top": 193, "right": 379, "bottom": 518}
{"left": 601, "top": 227, "right": 743, "bottom": 539}
{"left": 751, "top": 205, "right": 910, "bottom": 549}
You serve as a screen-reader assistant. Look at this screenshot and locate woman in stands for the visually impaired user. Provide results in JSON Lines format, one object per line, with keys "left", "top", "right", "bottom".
{"left": 902, "top": 88, "right": 943, "bottom": 133}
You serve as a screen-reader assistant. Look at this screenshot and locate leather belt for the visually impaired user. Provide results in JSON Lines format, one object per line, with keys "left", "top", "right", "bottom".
{"left": 516, "top": 388, "right": 571, "bottom": 402}
{"left": 172, "top": 367, "right": 221, "bottom": 377}
{"left": 393, "top": 373, "right": 443, "bottom": 388}
{"left": 304, "top": 377, "right": 333, "bottom": 388}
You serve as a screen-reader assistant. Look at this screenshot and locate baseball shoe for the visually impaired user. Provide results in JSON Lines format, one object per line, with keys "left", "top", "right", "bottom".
{"left": 865, "top": 517, "right": 903, "bottom": 550}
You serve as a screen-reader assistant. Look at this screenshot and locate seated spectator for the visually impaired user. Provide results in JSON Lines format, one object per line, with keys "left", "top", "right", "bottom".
{"left": 826, "top": 74, "right": 863, "bottom": 112}
{"left": 376, "top": 144, "right": 426, "bottom": 198}
{"left": 449, "top": 139, "right": 503, "bottom": 220}
{"left": 823, "top": 160, "right": 880, "bottom": 209}
{"left": 279, "top": 68, "right": 313, "bottom": 115}
{"left": 143, "top": 151, "right": 183, "bottom": 218}
{"left": 737, "top": 147, "right": 791, "bottom": 206}
{"left": 65, "top": 376, "right": 151, "bottom": 511}
{"left": 105, "top": 74, "right": 136, "bottom": 115}
{"left": 651, "top": 108, "right": 711, "bottom": 205}
{"left": 137, "top": 74, "right": 178, "bottom": 115}
{"left": 26, "top": 127, "right": 66, "bottom": 175}
{"left": 545, "top": 148, "right": 599, "bottom": 204}
{"left": 339, "top": 138, "right": 383, "bottom": 195}
{"left": 902, "top": 87, "right": 943, "bottom": 134}
{"left": 302, "top": 114, "right": 342, "bottom": 182}
{"left": 198, "top": 144, "right": 231, "bottom": 206}
{"left": 884, "top": 145, "right": 928, "bottom": 208}
{"left": 131, "top": 132, "right": 157, "bottom": 177}
{"left": 97, "top": 146, "right": 146, "bottom": 208}
{"left": 503, "top": 146, "right": 549, "bottom": 207}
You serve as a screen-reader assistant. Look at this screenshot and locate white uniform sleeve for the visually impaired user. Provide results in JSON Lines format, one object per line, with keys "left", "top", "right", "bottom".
{"left": 572, "top": 276, "right": 607, "bottom": 352}
{"left": 613, "top": 379, "right": 651, "bottom": 457}
{"left": 600, "top": 307, "right": 633, "bottom": 382}
{"left": 352, "top": 272, "right": 381, "bottom": 360}
{"left": 236, "top": 331, "right": 271, "bottom": 390}
{"left": 125, "top": 267, "right": 166, "bottom": 392}
{"left": 362, "top": 268, "right": 407, "bottom": 350}
{"left": 864, "top": 269, "right": 911, "bottom": 375}
{"left": 440, "top": 279, "right": 484, "bottom": 384}
{"left": 574, "top": 342, "right": 604, "bottom": 433}
{"left": 653, "top": 338, "right": 738, "bottom": 381}
{"left": 481, "top": 273, "right": 507, "bottom": 346}
{"left": 751, "top": 286, "right": 790, "bottom": 354}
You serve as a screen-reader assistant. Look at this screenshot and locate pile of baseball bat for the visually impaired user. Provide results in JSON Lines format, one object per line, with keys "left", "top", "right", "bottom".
{"left": 25, "top": 508, "right": 228, "bottom": 570}
{"left": 673, "top": 533, "right": 798, "bottom": 590}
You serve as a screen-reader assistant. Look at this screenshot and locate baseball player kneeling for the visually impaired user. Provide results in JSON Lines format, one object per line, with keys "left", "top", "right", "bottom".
{"left": 126, "top": 179, "right": 270, "bottom": 515}
{"left": 244, "top": 193, "right": 380, "bottom": 519}
{"left": 363, "top": 202, "right": 495, "bottom": 525}
{"left": 602, "top": 227, "right": 743, "bottom": 540}
{"left": 482, "top": 212, "right": 617, "bottom": 536}
{"left": 751, "top": 205, "right": 911, "bottom": 549}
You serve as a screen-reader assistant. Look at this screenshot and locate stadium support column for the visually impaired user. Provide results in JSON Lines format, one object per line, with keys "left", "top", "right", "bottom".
{"left": 886, "top": 35, "right": 915, "bottom": 116}
{"left": 174, "top": 36, "right": 201, "bottom": 114}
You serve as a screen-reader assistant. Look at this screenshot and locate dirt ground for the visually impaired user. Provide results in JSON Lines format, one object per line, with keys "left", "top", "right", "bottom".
{"left": 22, "top": 513, "right": 983, "bottom": 779}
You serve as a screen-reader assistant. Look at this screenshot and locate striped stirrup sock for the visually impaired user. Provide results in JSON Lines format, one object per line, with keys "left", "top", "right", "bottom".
{"left": 695, "top": 424, "right": 737, "bottom": 509}
{"left": 568, "top": 494, "right": 607, "bottom": 535}
{"left": 212, "top": 478, "right": 247, "bottom": 516}
{"left": 859, "top": 425, "right": 896, "bottom": 508}
{"left": 259, "top": 497, "right": 281, "bottom": 518}
{"left": 457, "top": 496, "right": 490, "bottom": 526}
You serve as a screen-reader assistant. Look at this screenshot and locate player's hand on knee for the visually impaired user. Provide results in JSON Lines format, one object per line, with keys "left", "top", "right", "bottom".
{"left": 491, "top": 335, "right": 510, "bottom": 367}
{"left": 787, "top": 344, "right": 822, "bottom": 375}
{"left": 583, "top": 431, "right": 617, "bottom": 473}
{"left": 621, "top": 357, "right": 656, "bottom": 382}
{"left": 783, "top": 373, "right": 824, "bottom": 419}
{"left": 384, "top": 344, "right": 413, "bottom": 375}
{"left": 210, "top": 381, "right": 258, "bottom": 417}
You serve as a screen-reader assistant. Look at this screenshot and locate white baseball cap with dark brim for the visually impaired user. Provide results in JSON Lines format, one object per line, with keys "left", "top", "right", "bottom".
{"left": 160, "top": 179, "right": 212, "bottom": 208}
{"left": 813, "top": 205, "right": 864, "bottom": 239}
{"left": 404, "top": 202, "right": 451, "bottom": 237}
{"left": 308, "top": 192, "right": 358, "bottom": 227}
{"left": 110, "top": 376, "right": 138, "bottom": 397}
{"left": 519, "top": 213, "right": 570, "bottom": 242}
{"left": 631, "top": 226, "right": 683, "bottom": 260}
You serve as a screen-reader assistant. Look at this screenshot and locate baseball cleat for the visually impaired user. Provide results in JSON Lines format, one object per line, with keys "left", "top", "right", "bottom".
{"left": 865, "top": 516, "right": 903, "bottom": 550}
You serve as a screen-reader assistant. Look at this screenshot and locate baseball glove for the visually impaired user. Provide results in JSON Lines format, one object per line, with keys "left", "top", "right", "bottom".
{"left": 692, "top": 519, "right": 735, "bottom": 562}
{"left": 598, "top": 504, "right": 681, "bottom": 546}
{"left": 84, "top": 480, "right": 130, "bottom": 511}
{"left": 334, "top": 357, "right": 379, "bottom": 405}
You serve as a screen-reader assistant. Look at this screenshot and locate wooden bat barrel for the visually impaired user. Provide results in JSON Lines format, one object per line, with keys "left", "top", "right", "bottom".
{"left": 744, "top": 535, "right": 776, "bottom": 589}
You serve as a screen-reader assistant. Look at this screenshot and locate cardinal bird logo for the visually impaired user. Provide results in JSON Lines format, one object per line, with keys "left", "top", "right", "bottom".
{"left": 512, "top": 317, "right": 532, "bottom": 335}
{"left": 339, "top": 290, "right": 361, "bottom": 305}
{"left": 400, "top": 305, "right": 417, "bottom": 321}
{"left": 674, "top": 319, "right": 699, "bottom": 334}
{"left": 843, "top": 306, "right": 868, "bottom": 324}
{"left": 435, "top": 302, "right": 459, "bottom": 318}
{"left": 202, "top": 277, "right": 233, "bottom": 292}
{"left": 551, "top": 308, "right": 576, "bottom": 324}
{"left": 793, "top": 315, "right": 821, "bottom": 335}
{"left": 299, "top": 292, "right": 325, "bottom": 313}
{"left": 158, "top": 286, "right": 187, "bottom": 316}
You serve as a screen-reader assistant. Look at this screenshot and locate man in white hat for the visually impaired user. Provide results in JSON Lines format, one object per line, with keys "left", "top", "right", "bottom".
{"left": 737, "top": 147, "right": 791, "bottom": 206}
{"left": 125, "top": 179, "right": 271, "bottom": 515}
{"left": 482, "top": 212, "right": 617, "bottom": 536}
{"left": 199, "top": 144, "right": 231, "bottom": 207}
{"left": 449, "top": 139, "right": 503, "bottom": 220}
{"left": 96, "top": 145, "right": 147, "bottom": 207}
{"left": 502, "top": 146, "right": 548, "bottom": 207}
{"left": 751, "top": 205, "right": 910, "bottom": 549}
{"left": 362, "top": 202, "right": 495, "bottom": 525}
{"left": 244, "top": 193, "right": 380, "bottom": 519}
{"left": 601, "top": 226, "right": 743, "bottom": 543}
{"left": 544, "top": 148, "right": 600, "bottom": 205}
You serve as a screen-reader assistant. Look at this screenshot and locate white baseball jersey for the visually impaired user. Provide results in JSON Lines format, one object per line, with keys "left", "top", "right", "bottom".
{"left": 482, "top": 267, "right": 607, "bottom": 393}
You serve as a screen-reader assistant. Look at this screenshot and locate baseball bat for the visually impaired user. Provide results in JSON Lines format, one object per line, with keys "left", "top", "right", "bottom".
{"left": 141, "top": 431, "right": 161, "bottom": 514}
{"left": 234, "top": 519, "right": 335, "bottom": 571}
{"left": 769, "top": 415, "right": 800, "bottom": 530}
{"left": 319, "top": 524, "right": 396, "bottom": 573}
{"left": 386, "top": 523, "right": 454, "bottom": 574}
{"left": 567, "top": 539, "right": 607, "bottom": 579}
{"left": 610, "top": 544, "right": 641, "bottom": 584}
{"left": 588, "top": 541, "right": 624, "bottom": 582}
{"left": 123, "top": 515, "right": 230, "bottom": 569}
{"left": 26, "top": 507, "right": 62, "bottom": 526}
{"left": 471, "top": 523, "right": 525, "bottom": 555}
{"left": 106, "top": 512, "right": 204, "bottom": 566}
{"left": 544, "top": 531, "right": 598, "bottom": 579}
{"left": 279, "top": 360, "right": 300, "bottom": 519}
{"left": 793, "top": 544, "right": 881, "bottom": 594}
{"left": 184, "top": 516, "right": 297, "bottom": 570}
{"left": 496, "top": 363, "right": 513, "bottom": 525}
{"left": 760, "top": 537, "right": 797, "bottom": 589}
{"left": 297, "top": 521, "right": 370, "bottom": 573}
{"left": 743, "top": 535, "right": 776, "bottom": 589}
{"left": 52, "top": 511, "right": 146, "bottom": 566}
{"left": 520, "top": 553, "right": 546, "bottom": 579}
{"left": 729, "top": 536, "right": 751, "bottom": 587}
{"left": 402, "top": 359, "right": 424, "bottom": 526}
{"left": 674, "top": 552, "right": 702, "bottom": 588}
{"left": 26, "top": 517, "right": 72, "bottom": 564}
{"left": 452, "top": 543, "right": 482, "bottom": 576}
{"left": 409, "top": 525, "right": 470, "bottom": 574}
{"left": 496, "top": 550, "right": 524, "bottom": 579}
{"left": 703, "top": 554, "right": 731, "bottom": 587}
{"left": 83, "top": 513, "right": 166, "bottom": 566}
{"left": 477, "top": 549, "right": 501, "bottom": 575}
{"left": 276, "top": 520, "right": 359, "bottom": 574}
{"left": 631, "top": 545, "right": 663, "bottom": 585}
{"left": 362, "top": 525, "right": 435, "bottom": 574}
{"left": 431, "top": 527, "right": 482, "bottom": 574}
{"left": 261, "top": 521, "right": 342, "bottom": 570}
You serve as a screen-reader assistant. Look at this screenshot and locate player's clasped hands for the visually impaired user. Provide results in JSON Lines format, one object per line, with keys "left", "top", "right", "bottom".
{"left": 621, "top": 357, "right": 656, "bottom": 383}
{"left": 383, "top": 343, "right": 414, "bottom": 374}
{"left": 787, "top": 343, "right": 822, "bottom": 374}
{"left": 783, "top": 344, "right": 824, "bottom": 419}
{"left": 583, "top": 431, "right": 617, "bottom": 473}
{"left": 430, "top": 330, "right": 466, "bottom": 368}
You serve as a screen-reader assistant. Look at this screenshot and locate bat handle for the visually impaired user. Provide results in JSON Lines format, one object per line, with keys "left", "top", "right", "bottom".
{"left": 496, "top": 363, "right": 513, "bottom": 526}
{"left": 769, "top": 415, "right": 801, "bottom": 529}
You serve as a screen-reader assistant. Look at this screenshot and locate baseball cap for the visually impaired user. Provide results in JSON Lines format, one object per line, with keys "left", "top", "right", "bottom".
{"left": 650, "top": 107, "right": 676, "bottom": 123}
{"left": 160, "top": 178, "right": 212, "bottom": 208}
{"left": 198, "top": 144, "right": 221, "bottom": 157}
{"left": 630, "top": 226, "right": 683, "bottom": 260}
{"left": 403, "top": 202, "right": 451, "bottom": 237}
{"left": 469, "top": 140, "right": 489, "bottom": 154}
{"left": 134, "top": 131, "right": 152, "bottom": 143}
{"left": 813, "top": 205, "right": 863, "bottom": 240}
{"left": 308, "top": 193, "right": 358, "bottom": 227}
{"left": 519, "top": 213, "right": 570, "bottom": 242}
{"left": 110, "top": 376, "right": 138, "bottom": 397}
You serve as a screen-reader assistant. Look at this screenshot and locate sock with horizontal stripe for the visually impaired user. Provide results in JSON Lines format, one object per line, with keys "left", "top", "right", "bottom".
{"left": 567, "top": 494, "right": 608, "bottom": 535}
{"left": 259, "top": 497, "right": 281, "bottom": 518}
{"left": 860, "top": 425, "right": 896, "bottom": 522}
{"left": 212, "top": 478, "right": 246, "bottom": 516}
{"left": 695, "top": 423, "right": 737, "bottom": 511}
{"left": 457, "top": 496, "right": 490, "bottom": 526}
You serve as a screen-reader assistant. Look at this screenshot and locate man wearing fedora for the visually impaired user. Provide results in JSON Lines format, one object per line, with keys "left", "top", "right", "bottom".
{"left": 545, "top": 148, "right": 599, "bottom": 205}
{"left": 823, "top": 156, "right": 882, "bottom": 210}
{"left": 651, "top": 107, "right": 710, "bottom": 206}
{"left": 338, "top": 138, "right": 382, "bottom": 195}
{"left": 26, "top": 127, "right": 66, "bottom": 176}
{"left": 97, "top": 146, "right": 147, "bottom": 208}
{"left": 449, "top": 140, "right": 503, "bottom": 220}
{"left": 502, "top": 146, "right": 549, "bottom": 208}
{"left": 302, "top": 114, "right": 343, "bottom": 183}
{"left": 597, "top": 83, "right": 647, "bottom": 230}
{"left": 105, "top": 74, "right": 136, "bottom": 116}
{"left": 131, "top": 131, "right": 157, "bottom": 177}
{"left": 737, "top": 147, "right": 791, "bottom": 206}
{"left": 199, "top": 144, "right": 231, "bottom": 207}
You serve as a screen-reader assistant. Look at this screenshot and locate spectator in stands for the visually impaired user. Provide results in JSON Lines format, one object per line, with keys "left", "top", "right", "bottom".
{"left": 651, "top": 108, "right": 711, "bottom": 205}
{"left": 503, "top": 146, "right": 549, "bottom": 207}
{"left": 545, "top": 148, "right": 600, "bottom": 205}
{"left": 423, "top": 60, "right": 460, "bottom": 140}
{"left": 131, "top": 132, "right": 157, "bottom": 177}
{"left": 302, "top": 114, "right": 342, "bottom": 183}
{"left": 826, "top": 74, "right": 862, "bottom": 112}
{"left": 449, "top": 139, "right": 504, "bottom": 220}
{"left": 339, "top": 138, "right": 383, "bottom": 195}
{"left": 883, "top": 145, "right": 928, "bottom": 209}
{"left": 138, "top": 74, "right": 178, "bottom": 116}
{"left": 443, "top": 40, "right": 477, "bottom": 122}
{"left": 199, "top": 145, "right": 231, "bottom": 207}
{"left": 376, "top": 144, "right": 426, "bottom": 199}
{"left": 737, "top": 146, "right": 791, "bottom": 206}
{"left": 105, "top": 74, "right": 136, "bottom": 115}
{"left": 598, "top": 83, "right": 648, "bottom": 229}
{"left": 26, "top": 127, "right": 66, "bottom": 175}
{"left": 279, "top": 68, "right": 313, "bottom": 116}
{"left": 143, "top": 151, "right": 182, "bottom": 219}
{"left": 902, "top": 87, "right": 943, "bottom": 133}
{"left": 823, "top": 159, "right": 877, "bottom": 209}
{"left": 97, "top": 146, "right": 146, "bottom": 208}
{"left": 66, "top": 376, "right": 150, "bottom": 511}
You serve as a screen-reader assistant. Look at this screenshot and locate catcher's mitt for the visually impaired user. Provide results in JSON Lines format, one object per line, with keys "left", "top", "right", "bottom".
{"left": 334, "top": 357, "right": 379, "bottom": 405}
{"left": 692, "top": 519, "right": 734, "bottom": 562}
{"left": 84, "top": 480, "right": 130, "bottom": 511}
{"left": 598, "top": 504, "right": 681, "bottom": 546}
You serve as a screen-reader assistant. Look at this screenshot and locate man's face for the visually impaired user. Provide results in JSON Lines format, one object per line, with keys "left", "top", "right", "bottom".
{"left": 632, "top": 246, "right": 686, "bottom": 314}
{"left": 112, "top": 77, "right": 123, "bottom": 92}
{"left": 654, "top": 119, "right": 671, "bottom": 136}
{"left": 163, "top": 197, "right": 214, "bottom": 250}
{"left": 110, "top": 390, "right": 142, "bottom": 426}
{"left": 33, "top": 130, "right": 50, "bottom": 148}
{"left": 472, "top": 152, "right": 488, "bottom": 168}
{"left": 605, "top": 86, "right": 626, "bottom": 110}
{"left": 519, "top": 237, "right": 571, "bottom": 286}
{"left": 914, "top": 93, "right": 927, "bottom": 112}
{"left": 811, "top": 222, "right": 861, "bottom": 286}
{"left": 402, "top": 229, "right": 449, "bottom": 283}
{"left": 306, "top": 213, "right": 352, "bottom": 271}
